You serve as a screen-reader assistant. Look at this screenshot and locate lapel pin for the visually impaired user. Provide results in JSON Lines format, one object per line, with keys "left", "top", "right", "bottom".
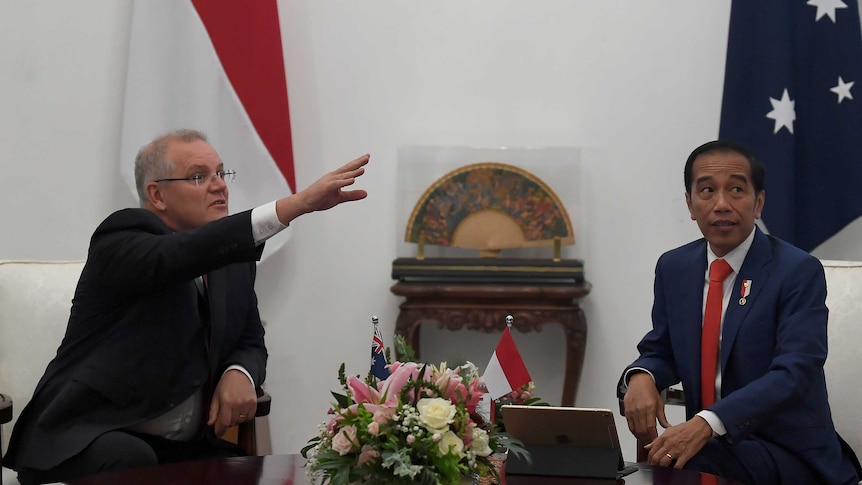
{"left": 739, "top": 279, "right": 752, "bottom": 306}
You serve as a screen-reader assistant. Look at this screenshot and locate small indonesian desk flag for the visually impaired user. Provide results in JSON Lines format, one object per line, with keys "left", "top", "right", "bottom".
{"left": 482, "top": 325, "right": 531, "bottom": 399}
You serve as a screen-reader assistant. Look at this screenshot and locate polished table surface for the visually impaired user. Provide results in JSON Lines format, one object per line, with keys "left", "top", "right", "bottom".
{"left": 68, "top": 454, "right": 744, "bottom": 485}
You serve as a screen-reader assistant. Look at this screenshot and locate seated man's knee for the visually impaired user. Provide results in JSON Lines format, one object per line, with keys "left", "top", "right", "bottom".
{"left": 87, "top": 431, "right": 158, "bottom": 470}
{"left": 684, "top": 439, "right": 778, "bottom": 485}
{"left": 17, "top": 431, "right": 157, "bottom": 484}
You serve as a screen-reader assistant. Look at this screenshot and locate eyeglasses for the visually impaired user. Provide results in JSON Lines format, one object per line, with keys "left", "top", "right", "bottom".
{"left": 154, "top": 170, "right": 236, "bottom": 187}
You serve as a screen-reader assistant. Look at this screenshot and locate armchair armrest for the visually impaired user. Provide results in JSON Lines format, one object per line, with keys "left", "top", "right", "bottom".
{"left": 617, "top": 387, "right": 685, "bottom": 462}
{"left": 0, "top": 393, "right": 11, "bottom": 424}
{"left": 236, "top": 387, "right": 271, "bottom": 456}
{"left": 2, "top": 393, "right": 12, "bottom": 483}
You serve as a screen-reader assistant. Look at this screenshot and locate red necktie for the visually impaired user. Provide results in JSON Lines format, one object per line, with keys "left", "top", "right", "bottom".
{"left": 701, "top": 258, "right": 733, "bottom": 408}
{"left": 701, "top": 474, "right": 719, "bottom": 485}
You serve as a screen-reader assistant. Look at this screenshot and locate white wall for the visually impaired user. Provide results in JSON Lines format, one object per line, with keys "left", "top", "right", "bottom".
{"left": 2, "top": 0, "right": 861, "bottom": 462}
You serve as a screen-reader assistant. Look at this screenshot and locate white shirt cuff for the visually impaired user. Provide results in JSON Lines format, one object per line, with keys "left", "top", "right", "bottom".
{"left": 695, "top": 410, "right": 726, "bottom": 437}
{"left": 250, "top": 201, "right": 287, "bottom": 245}
{"left": 623, "top": 367, "right": 656, "bottom": 389}
{"left": 224, "top": 365, "right": 255, "bottom": 388}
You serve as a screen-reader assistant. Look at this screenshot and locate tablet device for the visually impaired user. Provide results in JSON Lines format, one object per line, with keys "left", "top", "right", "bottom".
{"left": 501, "top": 405, "right": 638, "bottom": 479}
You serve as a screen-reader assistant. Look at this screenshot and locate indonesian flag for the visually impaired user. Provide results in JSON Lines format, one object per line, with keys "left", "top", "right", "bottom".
{"left": 482, "top": 327, "right": 532, "bottom": 400}
{"left": 119, "top": 0, "right": 294, "bottom": 257}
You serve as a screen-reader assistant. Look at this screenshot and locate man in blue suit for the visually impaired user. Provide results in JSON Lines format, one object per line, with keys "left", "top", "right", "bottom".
{"left": 620, "top": 140, "right": 861, "bottom": 484}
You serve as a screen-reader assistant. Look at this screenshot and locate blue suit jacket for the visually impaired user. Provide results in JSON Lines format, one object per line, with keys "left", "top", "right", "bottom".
{"left": 627, "top": 228, "right": 858, "bottom": 484}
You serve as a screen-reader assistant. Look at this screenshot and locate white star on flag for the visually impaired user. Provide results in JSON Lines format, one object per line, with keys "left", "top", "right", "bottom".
{"left": 766, "top": 89, "right": 796, "bottom": 134}
{"left": 806, "top": 0, "right": 847, "bottom": 23}
{"left": 830, "top": 76, "right": 855, "bottom": 103}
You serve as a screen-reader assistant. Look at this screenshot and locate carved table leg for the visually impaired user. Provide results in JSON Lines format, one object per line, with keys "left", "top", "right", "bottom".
{"left": 560, "top": 306, "right": 587, "bottom": 406}
{"left": 394, "top": 306, "right": 426, "bottom": 360}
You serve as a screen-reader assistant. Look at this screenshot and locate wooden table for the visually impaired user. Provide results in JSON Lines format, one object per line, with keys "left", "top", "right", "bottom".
{"left": 391, "top": 282, "right": 591, "bottom": 405}
{"left": 68, "top": 454, "right": 743, "bottom": 485}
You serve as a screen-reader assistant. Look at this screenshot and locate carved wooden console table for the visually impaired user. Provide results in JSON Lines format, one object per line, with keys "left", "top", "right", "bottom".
{"left": 390, "top": 281, "right": 591, "bottom": 406}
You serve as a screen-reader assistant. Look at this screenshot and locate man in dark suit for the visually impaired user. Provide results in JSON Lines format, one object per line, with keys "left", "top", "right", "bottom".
{"left": 619, "top": 140, "right": 860, "bottom": 484}
{"left": 4, "top": 129, "right": 370, "bottom": 484}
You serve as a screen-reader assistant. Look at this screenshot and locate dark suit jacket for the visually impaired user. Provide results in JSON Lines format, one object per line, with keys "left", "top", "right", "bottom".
{"left": 4, "top": 208, "right": 267, "bottom": 471}
{"left": 624, "top": 228, "right": 859, "bottom": 484}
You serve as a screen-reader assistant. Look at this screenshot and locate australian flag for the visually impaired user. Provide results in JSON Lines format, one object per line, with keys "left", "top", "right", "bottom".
{"left": 371, "top": 323, "right": 390, "bottom": 380}
{"left": 719, "top": 0, "right": 862, "bottom": 251}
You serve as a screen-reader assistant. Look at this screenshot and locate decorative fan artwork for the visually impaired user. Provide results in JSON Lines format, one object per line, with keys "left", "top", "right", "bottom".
{"left": 404, "top": 162, "right": 574, "bottom": 255}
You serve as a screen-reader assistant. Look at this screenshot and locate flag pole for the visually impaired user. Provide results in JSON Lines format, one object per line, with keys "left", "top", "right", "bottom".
{"left": 490, "top": 314, "right": 514, "bottom": 427}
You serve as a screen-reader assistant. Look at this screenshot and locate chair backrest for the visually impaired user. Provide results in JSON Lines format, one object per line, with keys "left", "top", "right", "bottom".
{"left": 0, "top": 260, "right": 85, "bottom": 453}
{"left": 821, "top": 260, "right": 862, "bottom": 457}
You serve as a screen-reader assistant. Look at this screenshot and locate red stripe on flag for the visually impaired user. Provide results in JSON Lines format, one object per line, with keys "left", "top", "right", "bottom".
{"left": 496, "top": 327, "right": 531, "bottom": 390}
{"left": 191, "top": 0, "right": 296, "bottom": 193}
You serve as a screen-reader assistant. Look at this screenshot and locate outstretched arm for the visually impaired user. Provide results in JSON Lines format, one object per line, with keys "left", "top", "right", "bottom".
{"left": 275, "top": 154, "right": 370, "bottom": 225}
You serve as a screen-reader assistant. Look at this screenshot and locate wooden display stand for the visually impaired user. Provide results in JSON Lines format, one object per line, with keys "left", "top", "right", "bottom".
{"left": 390, "top": 281, "right": 591, "bottom": 406}
{"left": 394, "top": 161, "right": 588, "bottom": 404}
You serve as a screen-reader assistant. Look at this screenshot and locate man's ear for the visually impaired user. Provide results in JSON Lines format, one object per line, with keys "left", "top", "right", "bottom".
{"left": 685, "top": 192, "right": 695, "bottom": 220}
{"left": 754, "top": 190, "right": 765, "bottom": 219}
{"left": 146, "top": 182, "right": 168, "bottom": 212}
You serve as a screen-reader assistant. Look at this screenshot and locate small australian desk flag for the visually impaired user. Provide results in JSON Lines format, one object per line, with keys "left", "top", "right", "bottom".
{"left": 370, "top": 316, "right": 390, "bottom": 380}
{"left": 719, "top": 0, "right": 862, "bottom": 251}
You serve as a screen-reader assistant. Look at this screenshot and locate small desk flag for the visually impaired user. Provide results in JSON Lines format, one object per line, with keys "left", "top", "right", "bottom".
{"left": 370, "top": 318, "right": 390, "bottom": 380}
{"left": 120, "top": 1, "right": 296, "bottom": 260}
{"left": 482, "top": 326, "right": 531, "bottom": 400}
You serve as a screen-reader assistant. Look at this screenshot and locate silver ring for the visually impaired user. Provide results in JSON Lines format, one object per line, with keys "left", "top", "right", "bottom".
{"left": 666, "top": 453, "right": 673, "bottom": 460}
{"left": 238, "top": 414, "right": 247, "bottom": 419}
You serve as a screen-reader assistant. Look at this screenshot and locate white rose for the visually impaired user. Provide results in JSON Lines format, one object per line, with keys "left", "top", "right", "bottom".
{"left": 331, "top": 425, "right": 359, "bottom": 455}
{"left": 437, "top": 430, "right": 465, "bottom": 457}
{"left": 416, "top": 397, "right": 456, "bottom": 433}
{"left": 470, "top": 427, "right": 492, "bottom": 457}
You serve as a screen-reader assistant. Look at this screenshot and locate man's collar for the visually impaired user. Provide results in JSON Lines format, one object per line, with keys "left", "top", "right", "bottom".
{"left": 706, "top": 227, "right": 756, "bottom": 274}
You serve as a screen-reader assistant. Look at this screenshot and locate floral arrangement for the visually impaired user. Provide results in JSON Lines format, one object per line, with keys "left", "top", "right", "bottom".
{"left": 301, "top": 341, "right": 529, "bottom": 485}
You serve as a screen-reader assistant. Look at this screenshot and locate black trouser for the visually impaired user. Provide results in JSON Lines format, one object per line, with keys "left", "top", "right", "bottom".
{"left": 17, "top": 430, "right": 245, "bottom": 485}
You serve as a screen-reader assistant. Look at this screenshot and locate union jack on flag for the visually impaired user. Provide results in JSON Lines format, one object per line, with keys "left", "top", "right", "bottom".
{"left": 370, "top": 322, "right": 390, "bottom": 380}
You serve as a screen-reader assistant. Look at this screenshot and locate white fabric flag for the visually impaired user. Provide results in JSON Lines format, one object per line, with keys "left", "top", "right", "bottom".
{"left": 120, "top": 0, "right": 295, "bottom": 258}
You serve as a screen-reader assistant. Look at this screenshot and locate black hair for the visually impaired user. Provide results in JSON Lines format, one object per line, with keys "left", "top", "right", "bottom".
{"left": 683, "top": 140, "right": 765, "bottom": 194}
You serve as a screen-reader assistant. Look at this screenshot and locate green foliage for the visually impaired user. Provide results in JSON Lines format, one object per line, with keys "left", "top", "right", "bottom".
{"left": 393, "top": 334, "right": 417, "bottom": 362}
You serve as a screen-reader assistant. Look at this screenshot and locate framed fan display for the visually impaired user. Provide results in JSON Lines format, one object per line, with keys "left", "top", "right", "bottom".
{"left": 390, "top": 146, "right": 592, "bottom": 406}
{"left": 404, "top": 162, "right": 574, "bottom": 256}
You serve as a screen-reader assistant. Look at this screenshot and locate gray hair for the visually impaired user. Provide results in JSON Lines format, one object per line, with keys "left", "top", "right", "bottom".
{"left": 134, "top": 129, "right": 209, "bottom": 206}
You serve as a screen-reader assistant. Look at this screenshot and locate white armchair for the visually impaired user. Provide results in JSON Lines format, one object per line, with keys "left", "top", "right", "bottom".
{"left": 820, "top": 260, "right": 862, "bottom": 459}
{"left": 0, "top": 261, "right": 82, "bottom": 485}
{"left": 0, "top": 260, "right": 271, "bottom": 484}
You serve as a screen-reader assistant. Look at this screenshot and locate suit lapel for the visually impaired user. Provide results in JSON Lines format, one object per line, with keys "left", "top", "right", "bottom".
{"left": 720, "top": 228, "right": 772, "bottom": 376}
{"left": 678, "top": 242, "right": 708, "bottom": 400}
{"left": 205, "top": 268, "right": 226, "bottom": 375}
